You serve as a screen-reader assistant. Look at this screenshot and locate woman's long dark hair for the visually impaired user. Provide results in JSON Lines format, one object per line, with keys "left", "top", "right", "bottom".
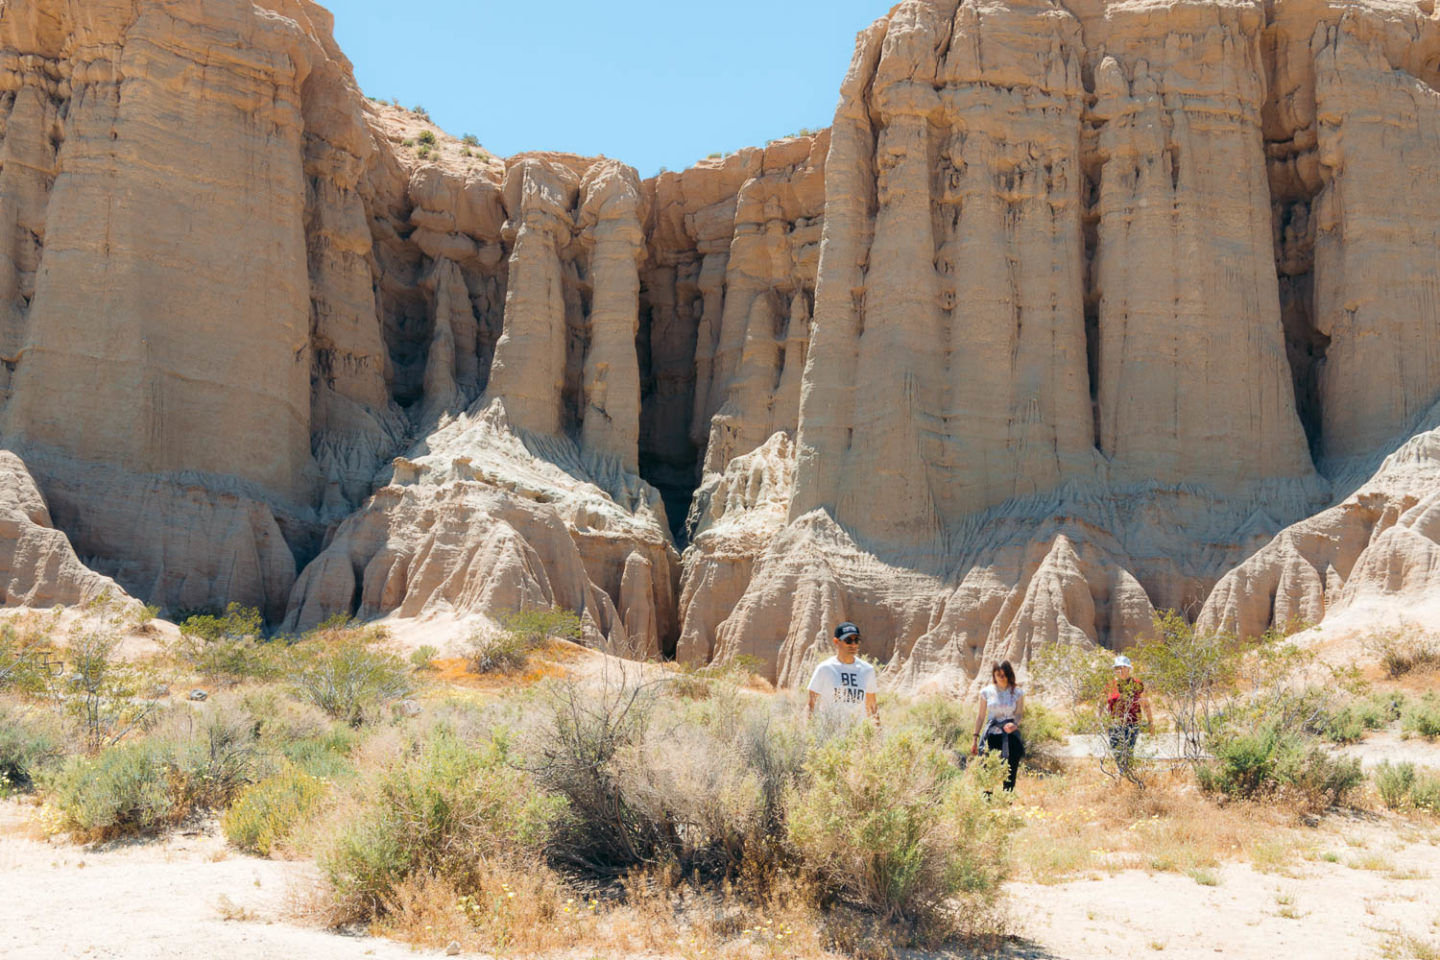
{"left": 991, "top": 660, "right": 1017, "bottom": 689}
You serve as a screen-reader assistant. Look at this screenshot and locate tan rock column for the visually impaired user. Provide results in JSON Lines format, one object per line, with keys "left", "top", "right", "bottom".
{"left": 1312, "top": 23, "right": 1440, "bottom": 461}
{"left": 488, "top": 159, "right": 575, "bottom": 437}
{"left": 577, "top": 161, "right": 645, "bottom": 471}
{"left": 1091, "top": 8, "right": 1314, "bottom": 492}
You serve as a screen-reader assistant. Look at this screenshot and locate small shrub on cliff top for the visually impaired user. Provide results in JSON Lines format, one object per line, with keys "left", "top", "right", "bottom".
{"left": 417, "top": 129, "right": 436, "bottom": 145}
{"left": 411, "top": 104, "right": 429, "bottom": 119}
{"left": 461, "top": 133, "right": 479, "bottom": 147}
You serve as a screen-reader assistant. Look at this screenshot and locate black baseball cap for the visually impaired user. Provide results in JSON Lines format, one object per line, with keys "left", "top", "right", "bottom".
{"left": 834, "top": 621, "right": 861, "bottom": 641}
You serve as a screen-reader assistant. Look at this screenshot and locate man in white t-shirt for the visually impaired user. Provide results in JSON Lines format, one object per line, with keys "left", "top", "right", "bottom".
{"left": 806, "top": 621, "right": 879, "bottom": 726}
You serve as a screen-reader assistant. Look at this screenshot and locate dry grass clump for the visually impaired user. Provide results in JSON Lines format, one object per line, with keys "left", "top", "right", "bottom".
{"left": 1365, "top": 625, "right": 1440, "bottom": 680}
{"left": 1010, "top": 765, "right": 1305, "bottom": 883}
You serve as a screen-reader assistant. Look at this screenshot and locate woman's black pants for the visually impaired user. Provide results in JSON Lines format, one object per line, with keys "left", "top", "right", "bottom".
{"left": 983, "top": 730, "right": 1024, "bottom": 791}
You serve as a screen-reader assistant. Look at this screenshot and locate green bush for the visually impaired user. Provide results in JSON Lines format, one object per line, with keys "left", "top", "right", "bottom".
{"left": 786, "top": 725, "right": 1009, "bottom": 932}
{"left": 0, "top": 621, "right": 58, "bottom": 694}
{"left": 43, "top": 739, "right": 178, "bottom": 840}
{"left": 62, "top": 630, "right": 163, "bottom": 752}
{"left": 409, "top": 645, "right": 439, "bottom": 671}
{"left": 467, "top": 608, "right": 581, "bottom": 675}
{"left": 412, "top": 105, "right": 429, "bottom": 119}
{"left": 223, "top": 762, "right": 327, "bottom": 856}
{"left": 1198, "top": 724, "right": 1363, "bottom": 812}
{"left": 461, "top": 133, "right": 479, "bottom": 146}
{"left": 1401, "top": 695, "right": 1440, "bottom": 740}
{"left": 171, "top": 604, "right": 281, "bottom": 684}
{"left": 319, "top": 725, "right": 556, "bottom": 920}
{"left": 1412, "top": 773, "right": 1440, "bottom": 812}
{"left": 42, "top": 707, "right": 261, "bottom": 841}
{"left": 288, "top": 640, "right": 411, "bottom": 725}
{"left": 1375, "top": 761, "right": 1418, "bottom": 810}
{"left": 0, "top": 700, "right": 65, "bottom": 790}
{"left": 417, "top": 129, "right": 436, "bottom": 145}
{"left": 1019, "top": 701, "right": 1066, "bottom": 771}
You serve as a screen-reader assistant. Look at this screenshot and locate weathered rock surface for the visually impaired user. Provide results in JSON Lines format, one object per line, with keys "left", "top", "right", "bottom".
{"left": 1, "top": 0, "right": 1438, "bottom": 679}
{"left": 0, "top": 451, "right": 128, "bottom": 608}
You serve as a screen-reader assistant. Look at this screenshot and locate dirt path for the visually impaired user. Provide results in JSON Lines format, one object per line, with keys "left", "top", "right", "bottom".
{"left": 0, "top": 801, "right": 426, "bottom": 960}
{"left": 1006, "top": 815, "right": 1440, "bottom": 960}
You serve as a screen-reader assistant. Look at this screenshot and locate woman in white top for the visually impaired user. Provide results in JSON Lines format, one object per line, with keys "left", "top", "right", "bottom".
{"left": 970, "top": 660, "right": 1025, "bottom": 791}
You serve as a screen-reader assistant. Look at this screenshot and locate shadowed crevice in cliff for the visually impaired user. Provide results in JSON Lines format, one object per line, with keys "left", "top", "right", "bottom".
{"left": 1260, "top": 12, "right": 1330, "bottom": 467}
{"left": 636, "top": 285, "right": 701, "bottom": 544}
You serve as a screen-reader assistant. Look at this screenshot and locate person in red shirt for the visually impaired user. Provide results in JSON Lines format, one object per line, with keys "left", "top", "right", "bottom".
{"left": 1104, "top": 655, "right": 1152, "bottom": 775}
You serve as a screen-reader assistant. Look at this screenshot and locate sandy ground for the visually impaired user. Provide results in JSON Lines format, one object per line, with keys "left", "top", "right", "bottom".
{"left": 1006, "top": 814, "right": 1440, "bottom": 960}
{"left": 5, "top": 797, "right": 1437, "bottom": 960}
{"left": 0, "top": 802, "right": 426, "bottom": 960}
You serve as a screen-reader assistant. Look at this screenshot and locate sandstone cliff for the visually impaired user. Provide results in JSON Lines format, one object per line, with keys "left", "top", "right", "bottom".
{"left": 0, "top": 0, "right": 1437, "bottom": 681}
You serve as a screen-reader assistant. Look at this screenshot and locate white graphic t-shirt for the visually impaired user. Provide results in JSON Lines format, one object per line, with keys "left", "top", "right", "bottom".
{"left": 981, "top": 683, "right": 1025, "bottom": 724}
{"left": 808, "top": 656, "right": 878, "bottom": 722}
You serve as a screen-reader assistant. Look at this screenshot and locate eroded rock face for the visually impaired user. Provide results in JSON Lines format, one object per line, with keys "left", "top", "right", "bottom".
{"left": 1, "top": 0, "right": 1438, "bottom": 677}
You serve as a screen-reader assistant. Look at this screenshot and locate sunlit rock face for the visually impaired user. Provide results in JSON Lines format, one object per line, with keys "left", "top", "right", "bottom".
{"left": 1, "top": 0, "right": 1438, "bottom": 679}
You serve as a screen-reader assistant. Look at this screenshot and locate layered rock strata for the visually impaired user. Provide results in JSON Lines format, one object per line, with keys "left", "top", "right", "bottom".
{"left": 0, "top": 0, "right": 1438, "bottom": 678}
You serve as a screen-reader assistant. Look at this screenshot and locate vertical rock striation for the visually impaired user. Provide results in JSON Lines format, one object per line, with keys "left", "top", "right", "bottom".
{"left": 0, "top": 0, "right": 1438, "bottom": 674}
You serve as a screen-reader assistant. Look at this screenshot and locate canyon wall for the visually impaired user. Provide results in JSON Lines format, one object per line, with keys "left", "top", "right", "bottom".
{"left": 0, "top": 0, "right": 1437, "bottom": 682}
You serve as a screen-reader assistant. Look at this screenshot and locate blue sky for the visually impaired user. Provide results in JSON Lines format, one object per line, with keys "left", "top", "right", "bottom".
{"left": 322, "top": 0, "right": 887, "bottom": 176}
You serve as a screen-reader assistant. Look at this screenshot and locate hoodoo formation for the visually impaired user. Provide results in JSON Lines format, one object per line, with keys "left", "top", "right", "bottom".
{"left": 1, "top": 0, "right": 1438, "bottom": 686}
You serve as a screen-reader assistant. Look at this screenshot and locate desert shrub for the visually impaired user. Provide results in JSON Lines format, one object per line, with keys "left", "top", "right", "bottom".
{"left": 1365, "top": 626, "right": 1440, "bottom": 678}
{"left": 288, "top": 639, "right": 411, "bottom": 725}
{"left": 786, "top": 725, "right": 1009, "bottom": 934}
{"left": 1412, "top": 772, "right": 1440, "bottom": 812}
{"left": 42, "top": 739, "right": 179, "bottom": 839}
{"left": 1030, "top": 641, "right": 1112, "bottom": 715}
{"left": 1019, "top": 701, "right": 1066, "bottom": 772}
{"left": 409, "top": 645, "right": 439, "bottom": 671}
{"left": 1321, "top": 707, "right": 1367, "bottom": 744}
{"left": 1375, "top": 761, "right": 1418, "bottom": 810}
{"left": 665, "top": 654, "right": 765, "bottom": 700}
{"left": 1131, "top": 612, "right": 1243, "bottom": 762}
{"left": 62, "top": 630, "right": 163, "bottom": 752}
{"left": 416, "top": 144, "right": 432, "bottom": 159}
{"left": 896, "top": 696, "right": 972, "bottom": 751}
{"left": 526, "top": 672, "right": 660, "bottom": 876}
{"left": 467, "top": 608, "right": 581, "bottom": 675}
{"left": 417, "top": 129, "right": 436, "bottom": 145}
{"left": 170, "top": 604, "right": 281, "bottom": 684}
{"left": 1197, "top": 724, "right": 1363, "bottom": 812}
{"left": 401, "top": 138, "right": 414, "bottom": 147}
{"left": 461, "top": 133, "right": 479, "bottom": 146}
{"left": 0, "top": 700, "right": 65, "bottom": 790}
{"left": 319, "top": 725, "right": 557, "bottom": 920}
{"left": 412, "top": 105, "right": 429, "bottom": 119}
{"left": 280, "top": 726, "right": 359, "bottom": 780}
{"left": 466, "top": 628, "right": 533, "bottom": 675}
{"left": 223, "top": 762, "right": 327, "bottom": 856}
{"left": 1401, "top": 694, "right": 1440, "bottom": 740}
{"left": 0, "top": 620, "right": 58, "bottom": 694}
{"left": 42, "top": 705, "right": 259, "bottom": 841}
